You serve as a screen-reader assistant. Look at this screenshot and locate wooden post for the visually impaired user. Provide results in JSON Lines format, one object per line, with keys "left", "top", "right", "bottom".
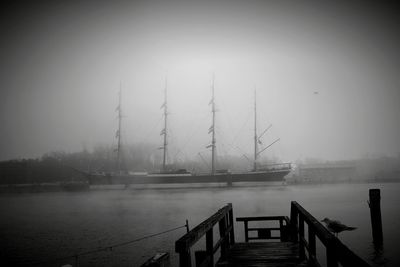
{"left": 219, "top": 217, "right": 228, "bottom": 259}
{"left": 308, "top": 228, "right": 316, "bottom": 262}
{"left": 206, "top": 228, "right": 214, "bottom": 267}
{"left": 244, "top": 221, "right": 249, "bottom": 242}
{"left": 185, "top": 219, "right": 190, "bottom": 233}
{"left": 179, "top": 251, "right": 192, "bottom": 267}
{"left": 290, "top": 202, "right": 298, "bottom": 242}
{"left": 326, "top": 238, "right": 338, "bottom": 267}
{"left": 279, "top": 218, "right": 284, "bottom": 241}
{"left": 228, "top": 208, "right": 235, "bottom": 245}
{"left": 195, "top": 251, "right": 207, "bottom": 267}
{"left": 280, "top": 219, "right": 290, "bottom": 242}
{"left": 369, "top": 189, "right": 383, "bottom": 246}
{"left": 298, "top": 215, "right": 305, "bottom": 261}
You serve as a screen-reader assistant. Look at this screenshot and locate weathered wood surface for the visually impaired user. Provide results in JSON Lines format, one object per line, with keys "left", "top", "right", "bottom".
{"left": 216, "top": 242, "right": 307, "bottom": 267}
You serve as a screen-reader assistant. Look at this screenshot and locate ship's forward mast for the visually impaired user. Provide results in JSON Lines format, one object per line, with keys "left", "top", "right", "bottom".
{"left": 206, "top": 74, "right": 217, "bottom": 175}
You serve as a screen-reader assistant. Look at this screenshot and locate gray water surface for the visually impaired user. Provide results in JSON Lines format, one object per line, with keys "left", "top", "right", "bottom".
{"left": 1, "top": 183, "right": 399, "bottom": 267}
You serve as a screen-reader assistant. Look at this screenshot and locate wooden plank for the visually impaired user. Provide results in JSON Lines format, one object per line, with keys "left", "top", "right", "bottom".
{"left": 248, "top": 227, "right": 281, "bottom": 231}
{"left": 236, "top": 216, "right": 287, "bottom": 222}
{"left": 218, "top": 242, "right": 305, "bottom": 267}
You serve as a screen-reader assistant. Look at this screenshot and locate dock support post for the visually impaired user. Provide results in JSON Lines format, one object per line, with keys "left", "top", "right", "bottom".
{"left": 290, "top": 202, "right": 298, "bottom": 242}
{"left": 179, "top": 251, "right": 192, "bottom": 267}
{"left": 219, "top": 216, "right": 228, "bottom": 259}
{"left": 308, "top": 228, "right": 316, "bottom": 264}
{"left": 369, "top": 189, "right": 383, "bottom": 246}
{"left": 195, "top": 251, "right": 207, "bottom": 267}
{"left": 326, "top": 237, "right": 338, "bottom": 267}
{"left": 206, "top": 228, "right": 214, "bottom": 267}
{"left": 298, "top": 215, "right": 305, "bottom": 261}
{"left": 244, "top": 221, "right": 249, "bottom": 242}
{"left": 228, "top": 208, "right": 235, "bottom": 245}
{"left": 185, "top": 219, "right": 190, "bottom": 233}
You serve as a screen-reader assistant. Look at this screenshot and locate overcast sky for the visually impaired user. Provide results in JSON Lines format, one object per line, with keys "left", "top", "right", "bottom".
{"left": 1, "top": 1, "right": 399, "bottom": 163}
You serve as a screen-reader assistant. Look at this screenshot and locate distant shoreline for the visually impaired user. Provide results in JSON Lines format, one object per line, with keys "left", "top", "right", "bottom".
{"left": 0, "top": 179, "right": 399, "bottom": 194}
{"left": 0, "top": 181, "right": 90, "bottom": 193}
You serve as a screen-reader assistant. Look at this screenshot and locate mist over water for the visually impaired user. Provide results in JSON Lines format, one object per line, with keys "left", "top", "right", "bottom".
{"left": 1, "top": 183, "right": 399, "bottom": 267}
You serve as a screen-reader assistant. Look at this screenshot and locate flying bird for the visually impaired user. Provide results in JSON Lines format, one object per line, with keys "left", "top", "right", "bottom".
{"left": 321, "top": 218, "right": 357, "bottom": 237}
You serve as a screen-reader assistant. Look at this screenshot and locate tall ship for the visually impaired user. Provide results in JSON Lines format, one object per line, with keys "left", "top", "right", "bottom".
{"left": 87, "top": 79, "right": 291, "bottom": 185}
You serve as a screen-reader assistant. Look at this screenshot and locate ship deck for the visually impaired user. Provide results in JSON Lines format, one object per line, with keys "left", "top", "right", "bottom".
{"left": 88, "top": 167, "right": 291, "bottom": 185}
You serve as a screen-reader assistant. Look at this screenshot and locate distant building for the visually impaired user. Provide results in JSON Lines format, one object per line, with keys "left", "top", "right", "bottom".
{"left": 297, "top": 163, "right": 356, "bottom": 183}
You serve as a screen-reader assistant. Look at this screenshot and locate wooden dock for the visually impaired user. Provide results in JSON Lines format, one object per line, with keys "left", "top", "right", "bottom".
{"left": 174, "top": 202, "right": 372, "bottom": 267}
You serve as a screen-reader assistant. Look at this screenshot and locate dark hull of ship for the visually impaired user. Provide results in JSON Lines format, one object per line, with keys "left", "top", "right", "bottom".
{"left": 87, "top": 169, "right": 291, "bottom": 185}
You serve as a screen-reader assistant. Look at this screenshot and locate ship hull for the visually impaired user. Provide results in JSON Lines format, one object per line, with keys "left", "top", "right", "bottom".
{"left": 87, "top": 169, "right": 291, "bottom": 185}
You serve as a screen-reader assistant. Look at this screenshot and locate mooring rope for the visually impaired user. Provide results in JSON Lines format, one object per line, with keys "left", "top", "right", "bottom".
{"left": 16, "top": 224, "right": 187, "bottom": 266}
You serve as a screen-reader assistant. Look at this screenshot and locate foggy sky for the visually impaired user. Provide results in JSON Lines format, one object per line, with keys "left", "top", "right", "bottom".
{"left": 1, "top": 1, "right": 399, "bottom": 163}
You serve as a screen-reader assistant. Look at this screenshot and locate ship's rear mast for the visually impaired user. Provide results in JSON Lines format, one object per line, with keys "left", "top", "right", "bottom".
{"left": 254, "top": 89, "right": 258, "bottom": 171}
{"left": 253, "top": 89, "right": 280, "bottom": 170}
{"left": 116, "top": 85, "right": 122, "bottom": 173}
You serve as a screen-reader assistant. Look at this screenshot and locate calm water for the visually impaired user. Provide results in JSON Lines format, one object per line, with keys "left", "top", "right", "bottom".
{"left": 1, "top": 183, "right": 399, "bottom": 267}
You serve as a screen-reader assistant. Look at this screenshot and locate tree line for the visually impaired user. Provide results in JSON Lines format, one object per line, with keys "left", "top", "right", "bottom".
{"left": 0, "top": 143, "right": 271, "bottom": 184}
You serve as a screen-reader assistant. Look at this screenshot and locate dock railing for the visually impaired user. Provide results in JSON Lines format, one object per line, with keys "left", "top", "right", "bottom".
{"left": 236, "top": 215, "right": 291, "bottom": 242}
{"left": 175, "top": 203, "right": 235, "bottom": 267}
{"left": 290, "top": 201, "right": 371, "bottom": 267}
{"left": 175, "top": 202, "right": 371, "bottom": 267}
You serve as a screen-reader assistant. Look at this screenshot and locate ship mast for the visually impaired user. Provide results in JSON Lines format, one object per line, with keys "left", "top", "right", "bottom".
{"left": 116, "top": 85, "right": 122, "bottom": 173}
{"left": 161, "top": 78, "right": 168, "bottom": 171}
{"left": 209, "top": 75, "right": 216, "bottom": 175}
{"left": 254, "top": 89, "right": 258, "bottom": 171}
